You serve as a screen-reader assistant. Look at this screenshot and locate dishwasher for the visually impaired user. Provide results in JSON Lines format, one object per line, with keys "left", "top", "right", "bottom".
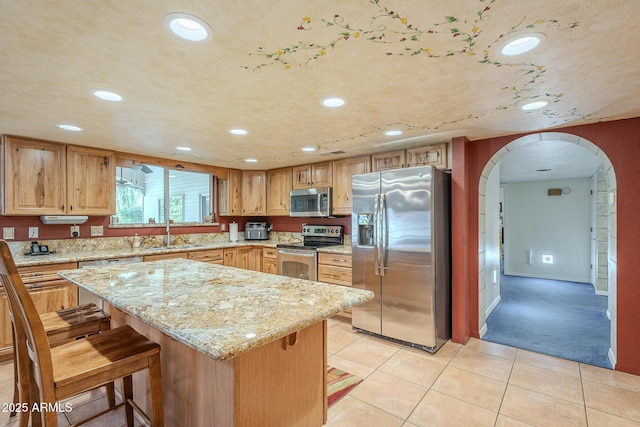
{"left": 77, "top": 256, "right": 143, "bottom": 307}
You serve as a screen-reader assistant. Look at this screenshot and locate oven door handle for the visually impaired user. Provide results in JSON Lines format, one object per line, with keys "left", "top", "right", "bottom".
{"left": 277, "top": 249, "right": 317, "bottom": 257}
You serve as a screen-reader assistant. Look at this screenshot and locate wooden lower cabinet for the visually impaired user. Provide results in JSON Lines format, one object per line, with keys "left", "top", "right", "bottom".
{"left": 0, "top": 294, "right": 12, "bottom": 357}
{"left": 224, "top": 247, "right": 263, "bottom": 271}
{"left": 224, "top": 248, "right": 237, "bottom": 266}
{"left": 188, "top": 249, "right": 224, "bottom": 264}
{"left": 317, "top": 253, "right": 352, "bottom": 319}
{"left": 107, "top": 303, "right": 327, "bottom": 427}
{"left": 238, "top": 247, "right": 262, "bottom": 271}
{"left": 262, "top": 247, "right": 277, "bottom": 274}
{"left": 0, "top": 262, "right": 79, "bottom": 360}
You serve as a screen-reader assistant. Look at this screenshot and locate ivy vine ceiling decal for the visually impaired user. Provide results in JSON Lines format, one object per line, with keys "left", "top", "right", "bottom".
{"left": 0, "top": 0, "right": 638, "bottom": 169}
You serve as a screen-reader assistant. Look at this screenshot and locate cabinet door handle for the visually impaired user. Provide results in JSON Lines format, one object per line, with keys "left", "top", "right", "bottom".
{"left": 282, "top": 332, "right": 298, "bottom": 350}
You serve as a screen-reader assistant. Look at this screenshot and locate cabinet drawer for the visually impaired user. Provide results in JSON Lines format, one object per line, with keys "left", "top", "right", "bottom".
{"left": 143, "top": 252, "right": 188, "bottom": 262}
{"left": 263, "top": 247, "right": 277, "bottom": 259}
{"left": 318, "top": 265, "right": 352, "bottom": 287}
{"left": 188, "top": 249, "right": 224, "bottom": 263}
{"left": 318, "top": 253, "right": 351, "bottom": 268}
{"left": 18, "top": 262, "right": 78, "bottom": 285}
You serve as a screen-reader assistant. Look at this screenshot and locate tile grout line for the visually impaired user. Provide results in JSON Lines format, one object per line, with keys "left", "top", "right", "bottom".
{"left": 579, "top": 363, "right": 590, "bottom": 426}
{"left": 493, "top": 347, "right": 519, "bottom": 426}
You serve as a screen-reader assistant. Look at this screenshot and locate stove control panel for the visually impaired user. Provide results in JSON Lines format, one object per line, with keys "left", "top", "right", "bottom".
{"left": 302, "top": 224, "right": 343, "bottom": 238}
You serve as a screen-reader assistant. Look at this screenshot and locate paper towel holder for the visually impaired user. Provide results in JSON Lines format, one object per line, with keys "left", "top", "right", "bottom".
{"left": 229, "top": 221, "right": 239, "bottom": 243}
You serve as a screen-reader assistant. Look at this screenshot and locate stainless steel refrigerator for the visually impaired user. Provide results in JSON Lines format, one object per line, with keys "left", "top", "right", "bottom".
{"left": 351, "top": 165, "right": 451, "bottom": 352}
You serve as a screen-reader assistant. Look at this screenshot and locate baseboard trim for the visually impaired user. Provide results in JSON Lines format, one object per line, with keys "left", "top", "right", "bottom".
{"left": 608, "top": 347, "right": 617, "bottom": 369}
{"left": 479, "top": 323, "right": 488, "bottom": 338}
{"left": 486, "top": 295, "right": 501, "bottom": 317}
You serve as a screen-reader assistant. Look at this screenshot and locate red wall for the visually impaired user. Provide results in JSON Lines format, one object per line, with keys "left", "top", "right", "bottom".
{"left": 0, "top": 214, "right": 352, "bottom": 241}
{"left": 451, "top": 117, "right": 640, "bottom": 375}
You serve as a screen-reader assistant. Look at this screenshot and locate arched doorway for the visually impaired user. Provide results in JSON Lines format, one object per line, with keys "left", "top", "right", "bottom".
{"left": 476, "top": 132, "right": 617, "bottom": 367}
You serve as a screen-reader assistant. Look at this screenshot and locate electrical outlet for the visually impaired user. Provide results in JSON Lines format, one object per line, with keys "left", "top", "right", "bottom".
{"left": 221, "top": 223, "right": 226, "bottom": 231}
{"left": 90, "top": 226, "right": 104, "bottom": 236}
{"left": 70, "top": 225, "right": 80, "bottom": 237}
{"left": 29, "top": 227, "right": 39, "bottom": 238}
{"left": 2, "top": 227, "right": 15, "bottom": 240}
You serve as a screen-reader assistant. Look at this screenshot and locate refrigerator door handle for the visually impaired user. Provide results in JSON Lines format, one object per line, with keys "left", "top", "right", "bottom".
{"left": 380, "top": 193, "right": 387, "bottom": 276}
{"left": 374, "top": 194, "right": 381, "bottom": 276}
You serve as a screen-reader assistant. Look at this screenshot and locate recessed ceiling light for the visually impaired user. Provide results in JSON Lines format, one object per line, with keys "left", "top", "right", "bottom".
{"left": 245, "top": 158, "right": 258, "bottom": 163}
{"left": 301, "top": 146, "right": 316, "bottom": 152}
{"left": 176, "top": 146, "right": 191, "bottom": 151}
{"left": 229, "top": 129, "right": 248, "bottom": 135}
{"left": 163, "top": 13, "right": 212, "bottom": 42}
{"left": 322, "top": 97, "right": 346, "bottom": 108}
{"left": 92, "top": 90, "right": 123, "bottom": 102}
{"left": 521, "top": 100, "right": 549, "bottom": 110}
{"left": 385, "top": 130, "right": 403, "bottom": 136}
{"left": 57, "top": 124, "right": 82, "bottom": 131}
{"left": 500, "top": 34, "right": 543, "bottom": 56}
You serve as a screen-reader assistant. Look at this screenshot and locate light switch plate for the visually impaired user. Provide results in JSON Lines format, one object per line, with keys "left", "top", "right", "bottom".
{"left": 3, "top": 227, "right": 15, "bottom": 240}
{"left": 29, "top": 227, "right": 39, "bottom": 238}
{"left": 90, "top": 226, "right": 104, "bottom": 236}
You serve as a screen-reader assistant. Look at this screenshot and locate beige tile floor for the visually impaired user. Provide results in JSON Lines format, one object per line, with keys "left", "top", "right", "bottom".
{"left": 2, "top": 317, "right": 640, "bottom": 426}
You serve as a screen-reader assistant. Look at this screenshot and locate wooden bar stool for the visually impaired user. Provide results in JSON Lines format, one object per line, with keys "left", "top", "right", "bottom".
{"left": 0, "top": 241, "right": 164, "bottom": 427}
{"left": 10, "top": 303, "right": 114, "bottom": 418}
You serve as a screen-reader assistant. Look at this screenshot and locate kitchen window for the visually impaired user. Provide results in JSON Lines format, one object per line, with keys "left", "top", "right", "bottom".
{"left": 113, "top": 163, "right": 216, "bottom": 226}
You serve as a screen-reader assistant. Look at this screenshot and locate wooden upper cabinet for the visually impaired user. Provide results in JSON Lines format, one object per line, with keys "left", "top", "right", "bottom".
{"left": 371, "top": 150, "right": 406, "bottom": 171}
{"left": 242, "top": 171, "right": 266, "bottom": 216}
{"left": 406, "top": 143, "right": 448, "bottom": 169}
{"left": 66, "top": 145, "right": 115, "bottom": 215}
{"left": 292, "top": 162, "right": 332, "bottom": 189}
{"left": 331, "top": 155, "right": 371, "bottom": 215}
{"left": 292, "top": 165, "right": 311, "bottom": 189}
{"left": 2, "top": 136, "right": 115, "bottom": 216}
{"left": 2, "top": 136, "right": 67, "bottom": 215}
{"left": 266, "top": 167, "right": 292, "bottom": 216}
{"left": 226, "top": 169, "right": 243, "bottom": 216}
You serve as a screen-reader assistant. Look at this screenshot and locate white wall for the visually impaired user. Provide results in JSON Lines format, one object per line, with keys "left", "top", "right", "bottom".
{"left": 503, "top": 178, "right": 591, "bottom": 282}
{"left": 484, "top": 165, "right": 502, "bottom": 317}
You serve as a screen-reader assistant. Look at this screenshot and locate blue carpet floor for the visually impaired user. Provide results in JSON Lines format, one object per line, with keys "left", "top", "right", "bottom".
{"left": 483, "top": 273, "right": 611, "bottom": 369}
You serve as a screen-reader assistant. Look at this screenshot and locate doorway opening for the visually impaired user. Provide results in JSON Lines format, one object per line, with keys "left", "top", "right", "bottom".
{"left": 477, "top": 132, "right": 617, "bottom": 368}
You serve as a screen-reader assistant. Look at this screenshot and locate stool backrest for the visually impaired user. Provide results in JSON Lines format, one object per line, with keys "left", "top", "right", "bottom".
{"left": 0, "top": 240, "right": 56, "bottom": 407}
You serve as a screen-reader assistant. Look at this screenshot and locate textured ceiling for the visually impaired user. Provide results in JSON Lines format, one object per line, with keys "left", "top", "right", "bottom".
{"left": 1, "top": 0, "right": 639, "bottom": 171}
{"left": 499, "top": 139, "right": 603, "bottom": 183}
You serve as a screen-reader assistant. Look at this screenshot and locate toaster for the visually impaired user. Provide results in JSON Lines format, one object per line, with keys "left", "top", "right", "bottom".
{"left": 244, "top": 222, "right": 272, "bottom": 240}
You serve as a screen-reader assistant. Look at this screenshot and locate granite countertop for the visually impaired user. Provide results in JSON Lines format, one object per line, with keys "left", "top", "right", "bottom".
{"left": 13, "top": 241, "right": 276, "bottom": 267}
{"left": 13, "top": 240, "right": 352, "bottom": 267}
{"left": 58, "top": 259, "right": 372, "bottom": 360}
{"left": 317, "top": 245, "right": 352, "bottom": 255}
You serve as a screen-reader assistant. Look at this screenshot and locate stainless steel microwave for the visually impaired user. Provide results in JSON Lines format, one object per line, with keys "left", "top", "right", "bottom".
{"left": 289, "top": 187, "right": 332, "bottom": 217}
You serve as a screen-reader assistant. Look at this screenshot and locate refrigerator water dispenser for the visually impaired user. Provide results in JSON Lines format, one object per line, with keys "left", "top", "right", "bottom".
{"left": 357, "top": 213, "right": 374, "bottom": 247}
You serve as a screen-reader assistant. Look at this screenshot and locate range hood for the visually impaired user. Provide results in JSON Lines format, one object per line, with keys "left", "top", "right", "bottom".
{"left": 40, "top": 215, "right": 88, "bottom": 225}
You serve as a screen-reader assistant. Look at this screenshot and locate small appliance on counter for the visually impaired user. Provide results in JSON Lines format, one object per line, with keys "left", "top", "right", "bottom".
{"left": 244, "top": 222, "right": 272, "bottom": 240}
{"left": 25, "top": 241, "right": 54, "bottom": 256}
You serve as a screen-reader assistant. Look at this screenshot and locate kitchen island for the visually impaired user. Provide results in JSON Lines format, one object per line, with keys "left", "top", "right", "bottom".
{"left": 58, "top": 259, "right": 372, "bottom": 427}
